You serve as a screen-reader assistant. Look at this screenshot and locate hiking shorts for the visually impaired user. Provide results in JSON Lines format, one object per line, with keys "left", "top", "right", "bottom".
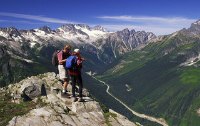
{"left": 58, "top": 65, "right": 68, "bottom": 80}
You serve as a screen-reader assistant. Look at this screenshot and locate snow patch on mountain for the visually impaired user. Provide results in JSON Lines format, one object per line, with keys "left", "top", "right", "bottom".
{"left": 0, "top": 31, "right": 9, "bottom": 38}
{"left": 193, "top": 20, "right": 200, "bottom": 25}
{"left": 30, "top": 42, "right": 36, "bottom": 48}
{"left": 74, "top": 24, "right": 108, "bottom": 40}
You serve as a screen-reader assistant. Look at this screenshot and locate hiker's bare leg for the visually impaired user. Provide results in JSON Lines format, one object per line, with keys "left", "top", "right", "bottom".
{"left": 63, "top": 78, "right": 68, "bottom": 91}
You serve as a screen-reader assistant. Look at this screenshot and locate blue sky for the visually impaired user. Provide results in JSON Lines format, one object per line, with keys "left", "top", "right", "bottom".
{"left": 0, "top": 0, "right": 200, "bottom": 35}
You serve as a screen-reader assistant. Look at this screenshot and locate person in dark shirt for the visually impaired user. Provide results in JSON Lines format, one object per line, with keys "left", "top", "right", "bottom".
{"left": 68, "top": 49, "right": 85, "bottom": 102}
{"left": 57, "top": 45, "right": 71, "bottom": 93}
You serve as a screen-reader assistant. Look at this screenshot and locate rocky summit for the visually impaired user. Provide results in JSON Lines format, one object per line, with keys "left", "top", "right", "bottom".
{"left": 0, "top": 72, "right": 136, "bottom": 126}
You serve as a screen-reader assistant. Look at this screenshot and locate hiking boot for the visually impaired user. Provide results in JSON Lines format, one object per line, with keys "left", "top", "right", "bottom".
{"left": 78, "top": 97, "right": 84, "bottom": 102}
{"left": 71, "top": 97, "right": 77, "bottom": 102}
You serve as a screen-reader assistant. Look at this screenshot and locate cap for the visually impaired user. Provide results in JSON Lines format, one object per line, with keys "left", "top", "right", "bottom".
{"left": 74, "top": 48, "right": 80, "bottom": 53}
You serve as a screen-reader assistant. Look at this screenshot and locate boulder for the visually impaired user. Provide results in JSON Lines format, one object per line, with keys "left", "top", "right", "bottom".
{"left": 21, "top": 84, "right": 41, "bottom": 100}
{"left": 19, "top": 79, "right": 46, "bottom": 100}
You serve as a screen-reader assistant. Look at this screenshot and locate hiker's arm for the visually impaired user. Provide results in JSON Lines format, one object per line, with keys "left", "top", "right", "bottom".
{"left": 81, "top": 57, "right": 85, "bottom": 61}
{"left": 59, "top": 59, "right": 66, "bottom": 63}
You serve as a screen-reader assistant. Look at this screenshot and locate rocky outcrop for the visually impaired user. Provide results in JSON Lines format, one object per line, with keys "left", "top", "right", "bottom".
{"left": 5, "top": 72, "right": 136, "bottom": 126}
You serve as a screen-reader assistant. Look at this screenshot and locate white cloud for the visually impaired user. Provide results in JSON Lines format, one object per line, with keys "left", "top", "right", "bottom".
{"left": 98, "top": 15, "right": 196, "bottom": 24}
{"left": 97, "top": 15, "right": 197, "bottom": 35}
{"left": 0, "top": 12, "right": 75, "bottom": 24}
{"left": 0, "top": 19, "right": 49, "bottom": 24}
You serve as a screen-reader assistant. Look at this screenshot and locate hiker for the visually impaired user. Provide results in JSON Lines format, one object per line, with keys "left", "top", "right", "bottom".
{"left": 67, "top": 49, "right": 85, "bottom": 102}
{"left": 57, "top": 45, "right": 71, "bottom": 94}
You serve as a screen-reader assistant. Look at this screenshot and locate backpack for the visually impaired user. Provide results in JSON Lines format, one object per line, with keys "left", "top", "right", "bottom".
{"left": 52, "top": 50, "right": 60, "bottom": 66}
{"left": 65, "top": 56, "right": 77, "bottom": 69}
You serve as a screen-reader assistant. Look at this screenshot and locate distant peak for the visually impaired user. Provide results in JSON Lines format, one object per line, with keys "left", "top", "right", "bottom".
{"left": 192, "top": 20, "right": 200, "bottom": 25}
{"left": 122, "top": 28, "right": 129, "bottom": 31}
{"left": 93, "top": 25, "right": 107, "bottom": 32}
{"left": 38, "top": 26, "right": 52, "bottom": 33}
{"left": 118, "top": 28, "right": 130, "bottom": 34}
{"left": 75, "top": 24, "right": 91, "bottom": 29}
{"left": 130, "top": 29, "right": 136, "bottom": 33}
{"left": 0, "top": 27, "right": 18, "bottom": 31}
{"left": 0, "top": 27, "right": 20, "bottom": 35}
{"left": 60, "top": 24, "right": 74, "bottom": 28}
{"left": 59, "top": 24, "right": 91, "bottom": 31}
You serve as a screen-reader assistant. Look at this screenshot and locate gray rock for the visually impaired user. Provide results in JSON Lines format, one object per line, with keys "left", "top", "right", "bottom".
{"left": 49, "top": 121, "right": 63, "bottom": 126}
{"left": 22, "top": 84, "right": 41, "bottom": 100}
{"left": 71, "top": 101, "right": 102, "bottom": 113}
{"left": 6, "top": 72, "right": 136, "bottom": 126}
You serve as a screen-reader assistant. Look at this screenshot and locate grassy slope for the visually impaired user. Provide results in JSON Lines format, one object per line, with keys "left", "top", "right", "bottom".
{"left": 98, "top": 34, "right": 200, "bottom": 126}
{"left": 0, "top": 92, "right": 38, "bottom": 126}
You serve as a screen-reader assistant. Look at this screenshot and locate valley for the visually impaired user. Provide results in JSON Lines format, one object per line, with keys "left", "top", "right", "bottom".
{"left": 98, "top": 24, "right": 200, "bottom": 125}
{"left": 88, "top": 72, "right": 168, "bottom": 126}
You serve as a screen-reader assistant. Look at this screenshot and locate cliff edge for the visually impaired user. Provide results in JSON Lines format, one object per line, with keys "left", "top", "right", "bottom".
{"left": 0, "top": 72, "right": 136, "bottom": 126}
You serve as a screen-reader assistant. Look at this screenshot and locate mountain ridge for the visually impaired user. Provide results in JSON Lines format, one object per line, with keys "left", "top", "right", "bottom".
{"left": 97, "top": 19, "right": 200, "bottom": 126}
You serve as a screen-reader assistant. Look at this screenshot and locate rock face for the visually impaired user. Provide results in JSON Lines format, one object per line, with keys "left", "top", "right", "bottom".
{"left": 99, "top": 29, "right": 156, "bottom": 58}
{"left": 6, "top": 72, "right": 136, "bottom": 126}
{"left": 179, "top": 20, "right": 200, "bottom": 36}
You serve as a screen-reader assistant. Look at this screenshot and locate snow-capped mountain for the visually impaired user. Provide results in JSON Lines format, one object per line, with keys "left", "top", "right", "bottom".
{"left": 92, "top": 25, "right": 107, "bottom": 32}
{"left": 0, "top": 27, "right": 25, "bottom": 42}
{"left": 0, "top": 24, "right": 156, "bottom": 63}
{"left": 56, "top": 24, "right": 109, "bottom": 43}
{"left": 0, "top": 24, "right": 156, "bottom": 66}
{"left": 0, "top": 24, "right": 156, "bottom": 47}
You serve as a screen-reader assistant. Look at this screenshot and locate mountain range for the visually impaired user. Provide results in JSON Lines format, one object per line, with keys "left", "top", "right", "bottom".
{"left": 0, "top": 24, "right": 155, "bottom": 85}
